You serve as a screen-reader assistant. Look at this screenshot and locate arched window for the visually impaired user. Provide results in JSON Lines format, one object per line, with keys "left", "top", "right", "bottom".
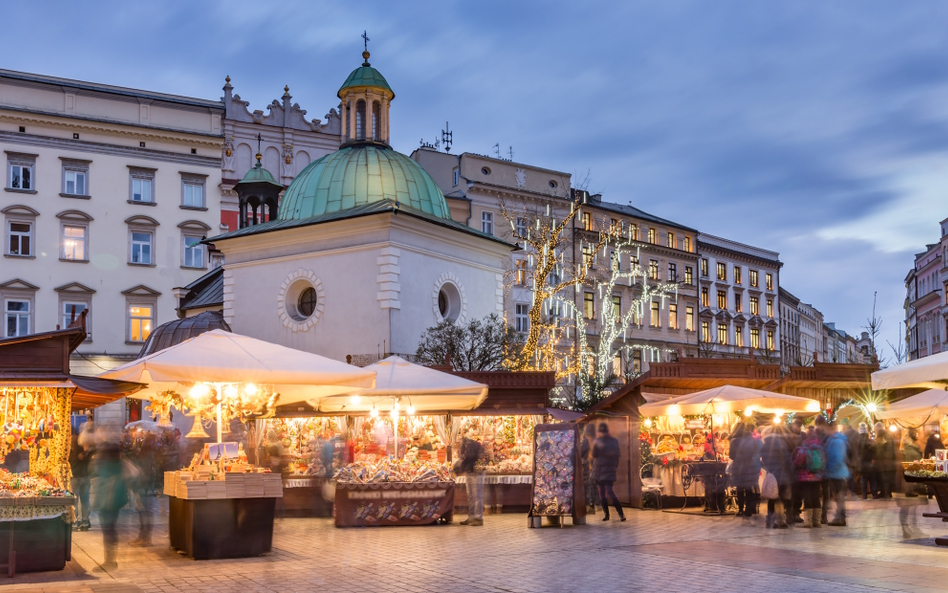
{"left": 372, "top": 101, "right": 381, "bottom": 140}
{"left": 345, "top": 103, "right": 351, "bottom": 141}
{"left": 356, "top": 100, "right": 366, "bottom": 140}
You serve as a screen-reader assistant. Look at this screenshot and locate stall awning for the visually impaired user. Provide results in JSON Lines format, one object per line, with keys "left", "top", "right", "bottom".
{"left": 0, "top": 375, "right": 145, "bottom": 411}
{"left": 872, "top": 352, "right": 948, "bottom": 391}
{"left": 639, "top": 385, "right": 821, "bottom": 417}
{"left": 875, "top": 388, "right": 948, "bottom": 420}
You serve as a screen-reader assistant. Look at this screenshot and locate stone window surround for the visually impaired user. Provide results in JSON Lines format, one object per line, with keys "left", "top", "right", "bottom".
{"left": 0, "top": 279, "right": 38, "bottom": 337}
{"left": 2, "top": 205, "right": 39, "bottom": 259}
{"left": 126, "top": 215, "right": 159, "bottom": 267}
{"left": 180, "top": 171, "right": 208, "bottom": 210}
{"left": 122, "top": 285, "right": 160, "bottom": 345}
{"left": 178, "top": 220, "right": 211, "bottom": 269}
{"left": 128, "top": 165, "right": 157, "bottom": 205}
{"left": 57, "top": 209, "right": 93, "bottom": 263}
{"left": 60, "top": 157, "right": 92, "bottom": 199}
{"left": 55, "top": 282, "right": 95, "bottom": 342}
{"left": 5, "top": 151, "right": 38, "bottom": 194}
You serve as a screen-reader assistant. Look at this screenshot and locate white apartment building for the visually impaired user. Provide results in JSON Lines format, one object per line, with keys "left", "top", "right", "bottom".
{"left": 797, "top": 301, "right": 823, "bottom": 364}
{"left": 0, "top": 69, "right": 224, "bottom": 381}
{"left": 904, "top": 218, "right": 948, "bottom": 361}
{"left": 779, "top": 287, "right": 801, "bottom": 370}
{"left": 696, "top": 233, "right": 781, "bottom": 360}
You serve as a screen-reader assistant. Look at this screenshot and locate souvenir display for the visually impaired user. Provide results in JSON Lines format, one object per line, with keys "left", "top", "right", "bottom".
{"left": 263, "top": 418, "right": 346, "bottom": 477}
{"left": 353, "top": 415, "right": 447, "bottom": 463}
{"left": 0, "top": 469, "right": 72, "bottom": 499}
{"left": 333, "top": 458, "right": 454, "bottom": 484}
{"left": 454, "top": 415, "right": 536, "bottom": 474}
{"left": 531, "top": 428, "right": 575, "bottom": 516}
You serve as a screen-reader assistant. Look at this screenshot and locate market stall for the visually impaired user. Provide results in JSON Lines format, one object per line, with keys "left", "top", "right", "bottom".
{"left": 639, "top": 385, "right": 820, "bottom": 513}
{"left": 99, "top": 330, "right": 376, "bottom": 557}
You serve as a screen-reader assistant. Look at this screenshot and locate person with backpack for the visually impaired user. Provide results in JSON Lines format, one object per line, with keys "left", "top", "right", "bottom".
{"left": 792, "top": 425, "right": 826, "bottom": 528}
{"left": 823, "top": 421, "right": 850, "bottom": 526}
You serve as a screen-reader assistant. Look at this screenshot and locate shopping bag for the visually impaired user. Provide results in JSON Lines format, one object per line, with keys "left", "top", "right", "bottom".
{"left": 761, "top": 471, "right": 779, "bottom": 500}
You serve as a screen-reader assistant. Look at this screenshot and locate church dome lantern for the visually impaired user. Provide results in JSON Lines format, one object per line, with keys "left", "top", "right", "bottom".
{"left": 338, "top": 35, "right": 394, "bottom": 147}
{"left": 234, "top": 135, "right": 284, "bottom": 228}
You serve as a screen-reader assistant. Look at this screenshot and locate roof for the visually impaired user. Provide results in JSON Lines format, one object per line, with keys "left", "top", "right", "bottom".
{"left": 235, "top": 162, "right": 283, "bottom": 190}
{"left": 137, "top": 311, "right": 231, "bottom": 358}
{"left": 0, "top": 68, "right": 223, "bottom": 110}
{"left": 178, "top": 267, "right": 224, "bottom": 312}
{"left": 338, "top": 56, "right": 393, "bottom": 97}
{"left": 278, "top": 144, "right": 451, "bottom": 221}
{"left": 205, "top": 198, "right": 514, "bottom": 248}
{"left": 586, "top": 198, "right": 697, "bottom": 233}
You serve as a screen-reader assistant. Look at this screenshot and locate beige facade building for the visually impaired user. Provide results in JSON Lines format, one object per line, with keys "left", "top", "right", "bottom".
{"left": 0, "top": 69, "right": 224, "bottom": 394}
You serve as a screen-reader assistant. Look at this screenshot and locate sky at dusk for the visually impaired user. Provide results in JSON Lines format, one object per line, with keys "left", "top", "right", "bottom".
{"left": 4, "top": 0, "right": 945, "bottom": 358}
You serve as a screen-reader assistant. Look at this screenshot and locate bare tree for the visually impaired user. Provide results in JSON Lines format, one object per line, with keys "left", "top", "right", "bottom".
{"left": 886, "top": 321, "right": 908, "bottom": 367}
{"left": 862, "top": 291, "right": 884, "bottom": 366}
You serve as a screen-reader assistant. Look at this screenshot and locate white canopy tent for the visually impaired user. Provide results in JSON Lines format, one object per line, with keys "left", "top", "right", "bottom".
{"left": 98, "top": 329, "right": 376, "bottom": 406}
{"left": 639, "top": 385, "right": 821, "bottom": 417}
{"left": 871, "top": 351, "right": 948, "bottom": 391}
{"left": 875, "top": 389, "right": 948, "bottom": 421}
{"left": 313, "top": 356, "right": 488, "bottom": 414}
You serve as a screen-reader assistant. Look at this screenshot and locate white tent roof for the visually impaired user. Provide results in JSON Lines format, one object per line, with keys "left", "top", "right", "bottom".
{"left": 314, "top": 356, "right": 488, "bottom": 413}
{"left": 639, "top": 384, "right": 821, "bottom": 417}
{"left": 875, "top": 389, "right": 948, "bottom": 420}
{"left": 872, "top": 351, "right": 948, "bottom": 390}
{"left": 98, "top": 329, "right": 375, "bottom": 405}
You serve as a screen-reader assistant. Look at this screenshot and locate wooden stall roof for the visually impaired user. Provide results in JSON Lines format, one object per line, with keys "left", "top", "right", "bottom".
{"left": 0, "top": 311, "right": 144, "bottom": 410}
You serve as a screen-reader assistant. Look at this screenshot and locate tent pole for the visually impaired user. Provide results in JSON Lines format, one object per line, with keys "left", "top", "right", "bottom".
{"left": 216, "top": 402, "right": 223, "bottom": 444}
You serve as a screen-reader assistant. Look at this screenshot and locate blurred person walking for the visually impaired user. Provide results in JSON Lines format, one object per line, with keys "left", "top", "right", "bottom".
{"left": 761, "top": 424, "right": 793, "bottom": 528}
{"left": 788, "top": 417, "right": 806, "bottom": 523}
{"left": 823, "top": 421, "right": 850, "bottom": 526}
{"left": 581, "top": 423, "right": 599, "bottom": 513}
{"left": 90, "top": 428, "right": 128, "bottom": 572}
{"left": 70, "top": 419, "right": 95, "bottom": 531}
{"left": 458, "top": 434, "right": 484, "bottom": 526}
{"left": 792, "top": 425, "right": 826, "bottom": 528}
{"left": 899, "top": 429, "right": 927, "bottom": 538}
{"left": 855, "top": 423, "right": 877, "bottom": 498}
{"left": 592, "top": 423, "right": 625, "bottom": 521}
{"left": 840, "top": 418, "right": 858, "bottom": 495}
{"left": 873, "top": 423, "right": 896, "bottom": 499}
{"left": 128, "top": 439, "right": 157, "bottom": 547}
{"left": 729, "top": 423, "right": 761, "bottom": 518}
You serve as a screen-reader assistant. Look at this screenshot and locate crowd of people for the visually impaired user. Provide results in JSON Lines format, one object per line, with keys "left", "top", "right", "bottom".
{"left": 727, "top": 415, "right": 932, "bottom": 535}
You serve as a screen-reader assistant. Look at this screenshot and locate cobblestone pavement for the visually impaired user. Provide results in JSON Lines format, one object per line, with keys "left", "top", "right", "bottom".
{"left": 5, "top": 497, "right": 948, "bottom": 593}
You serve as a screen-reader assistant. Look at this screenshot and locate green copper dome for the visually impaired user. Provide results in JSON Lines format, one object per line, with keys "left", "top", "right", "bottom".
{"left": 235, "top": 161, "right": 283, "bottom": 189}
{"left": 338, "top": 59, "right": 393, "bottom": 97}
{"left": 277, "top": 145, "right": 450, "bottom": 220}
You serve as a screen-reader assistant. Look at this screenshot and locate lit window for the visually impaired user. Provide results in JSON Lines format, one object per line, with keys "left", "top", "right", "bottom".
{"left": 128, "top": 305, "right": 154, "bottom": 342}
{"left": 515, "top": 258, "right": 528, "bottom": 286}
{"left": 751, "top": 328, "right": 760, "bottom": 349}
{"left": 716, "top": 262, "right": 726, "bottom": 281}
{"left": 612, "top": 354, "right": 622, "bottom": 377}
{"left": 4, "top": 300, "right": 30, "bottom": 337}
{"left": 735, "top": 296, "right": 743, "bottom": 313}
{"left": 582, "top": 212, "right": 593, "bottom": 231}
{"left": 584, "top": 292, "right": 594, "bottom": 319}
{"left": 481, "top": 211, "right": 494, "bottom": 235}
{"left": 766, "top": 273, "right": 773, "bottom": 291}
{"left": 515, "top": 303, "right": 529, "bottom": 333}
{"left": 7, "top": 222, "right": 32, "bottom": 256}
{"left": 701, "top": 287, "right": 709, "bottom": 307}
{"left": 649, "top": 259, "right": 659, "bottom": 280}
{"left": 767, "top": 299, "right": 774, "bottom": 318}
{"left": 701, "top": 320, "right": 710, "bottom": 342}
{"left": 683, "top": 236, "right": 691, "bottom": 252}
{"left": 733, "top": 266, "right": 741, "bottom": 285}
{"left": 61, "top": 225, "right": 86, "bottom": 260}
{"left": 717, "top": 290, "right": 727, "bottom": 310}
{"left": 64, "top": 169, "right": 86, "bottom": 195}
{"left": 669, "top": 303, "right": 679, "bottom": 330}
{"left": 131, "top": 232, "right": 153, "bottom": 264}
{"left": 750, "top": 296, "right": 759, "bottom": 316}
{"left": 62, "top": 302, "right": 87, "bottom": 330}
{"left": 667, "top": 231, "right": 675, "bottom": 248}
{"left": 648, "top": 227, "right": 656, "bottom": 244}
{"left": 735, "top": 326, "right": 744, "bottom": 347}
{"left": 183, "top": 182, "right": 204, "bottom": 208}
{"left": 701, "top": 258, "right": 708, "bottom": 277}
{"left": 718, "top": 324, "right": 727, "bottom": 345}
{"left": 684, "top": 266, "right": 693, "bottom": 285}
{"left": 631, "top": 225, "right": 640, "bottom": 241}
{"left": 650, "top": 301, "right": 660, "bottom": 327}
{"left": 668, "top": 262, "right": 677, "bottom": 282}
{"left": 749, "top": 270, "right": 759, "bottom": 287}
{"left": 183, "top": 236, "right": 205, "bottom": 268}
{"left": 767, "top": 330, "right": 775, "bottom": 351}
{"left": 632, "top": 350, "right": 642, "bottom": 374}
{"left": 686, "top": 306, "right": 694, "bottom": 331}
{"left": 583, "top": 245, "right": 595, "bottom": 269}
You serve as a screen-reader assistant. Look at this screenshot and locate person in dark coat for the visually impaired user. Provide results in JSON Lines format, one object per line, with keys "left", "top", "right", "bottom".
{"left": 592, "top": 422, "right": 625, "bottom": 521}
{"left": 855, "top": 423, "right": 876, "bottom": 498}
{"left": 729, "top": 423, "right": 762, "bottom": 518}
{"left": 581, "top": 423, "right": 598, "bottom": 512}
{"left": 69, "top": 426, "right": 93, "bottom": 531}
{"left": 873, "top": 423, "right": 896, "bottom": 499}
{"left": 760, "top": 424, "right": 793, "bottom": 528}
{"left": 458, "top": 435, "right": 484, "bottom": 526}
{"left": 924, "top": 432, "right": 943, "bottom": 459}
{"left": 90, "top": 429, "right": 128, "bottom": 572}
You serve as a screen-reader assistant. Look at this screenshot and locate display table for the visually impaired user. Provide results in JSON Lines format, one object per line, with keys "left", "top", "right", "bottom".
{"left": 169, "top": 496, "right": 276, "bottom": 559}
{"left": 455, "top": 474, "right": 532, "bottom": 513}
{"left": 658, "top": 466, "right": 706, "bottom": 498}
{"left": 0, "top": 498, "right": 74, "bottom": 577}
{"left": 905, "top": 474, "right": 948, "bottom": 546}
{"left": 278, "top": 476, "right": 333, "bottom": 518}
{"left": 334, "top": 481, "right": 454, "bottom": 527}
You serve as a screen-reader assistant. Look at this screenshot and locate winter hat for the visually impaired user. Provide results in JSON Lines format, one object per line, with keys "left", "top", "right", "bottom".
{"left": 858, "top": 422, "right": 868, "bottom": 434}
{"left": 873, "top": 422, "right": 885, "bottom": 433}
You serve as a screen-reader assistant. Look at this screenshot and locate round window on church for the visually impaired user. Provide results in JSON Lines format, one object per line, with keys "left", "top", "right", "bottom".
{"left": 298, "top": 287, "right": 318, "bottom": 318}
{"left": 437, "top": 282, "right": 461, "bottom": 322}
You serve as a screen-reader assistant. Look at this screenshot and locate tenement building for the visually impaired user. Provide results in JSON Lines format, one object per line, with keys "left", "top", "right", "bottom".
{"left": 0, "top": 69, "right": 223, "bottom": 382}
{"left": 904, "top": 217, "right": 947, "bottom": 360}
{"left": 779, "top": 287, "right": 801, "bottom": 370}
{"left": 696, "top": 233, "right": 781, "bottom": 361}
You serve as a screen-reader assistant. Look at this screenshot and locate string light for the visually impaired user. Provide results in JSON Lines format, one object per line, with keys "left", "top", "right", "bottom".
{"left": 370, "top": 405, "right": 379, "bottom": 418}
{"left": 350, "top": 394, "right": 361, "bottom": 405}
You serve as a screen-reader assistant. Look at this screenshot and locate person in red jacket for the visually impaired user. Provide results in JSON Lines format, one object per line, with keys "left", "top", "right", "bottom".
{"left": 792, "top": 425, "right": 826, "bottom": 528}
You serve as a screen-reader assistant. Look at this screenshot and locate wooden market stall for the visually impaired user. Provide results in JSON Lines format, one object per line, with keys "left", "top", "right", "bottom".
{"left": 0, "top": 313, "right": 142, "bottom": 576}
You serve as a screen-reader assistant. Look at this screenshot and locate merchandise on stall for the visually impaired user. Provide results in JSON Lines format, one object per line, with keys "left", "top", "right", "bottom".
{"left": 529, "top": 424, "right": 585, "bottom": 526}
{"left": 453, "top": 415, "right": 536, "bottom": 475}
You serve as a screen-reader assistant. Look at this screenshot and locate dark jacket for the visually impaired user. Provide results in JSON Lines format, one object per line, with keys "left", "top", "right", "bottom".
{"left": 729, "top": 435, "right": 762, "bottom": 489}
{"left": 592, "top": 435, "right": 620, "bottom": 484}
{"left": 69, "top": 436, "right": 92, "bottom": 479}
{"left": 873, "top": 435, "right": 897, "bottom": 472}
{"left": 459, "top": 437, "right": 482, "bottom": 474}
{"left": 856, "top": 433, "right": 874, "bottom": 473}
{"left": 90, "top": 442, "right": 128, "bottom": 511}
{"left": 924, "top": 434, "right": 943, "bottom": 459}
{"left": 760, "top": 433, "right": 792, "bottom": 486}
